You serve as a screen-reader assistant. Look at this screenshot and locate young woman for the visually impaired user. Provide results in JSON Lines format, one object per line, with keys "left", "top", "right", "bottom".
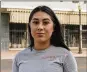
{"left": 12, "top": 5, "right": 78, "bottom": 72}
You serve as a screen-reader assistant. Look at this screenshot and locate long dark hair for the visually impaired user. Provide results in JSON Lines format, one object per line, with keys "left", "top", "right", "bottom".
{"left": 28, "top": 5, "right": 70, "bottom": 51}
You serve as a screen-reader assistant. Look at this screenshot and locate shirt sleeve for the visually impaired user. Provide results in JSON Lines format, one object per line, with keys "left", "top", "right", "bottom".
{"left": 63, "top": 51, "right": 78, "bottom": 72}
{"left": 12, "top": 56, "right": 19, "bottom": 72}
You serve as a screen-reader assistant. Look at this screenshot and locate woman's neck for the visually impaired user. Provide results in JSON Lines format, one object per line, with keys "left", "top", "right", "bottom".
{"left": 34, "top": 41, "right": 50, "bottom": 50}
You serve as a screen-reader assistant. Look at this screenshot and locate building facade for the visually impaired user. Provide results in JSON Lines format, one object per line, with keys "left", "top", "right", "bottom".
{"left": 1, "top": 8, "right": 87, "bottom": 51}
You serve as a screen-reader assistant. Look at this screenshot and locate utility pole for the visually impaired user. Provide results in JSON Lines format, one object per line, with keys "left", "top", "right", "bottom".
{"left": 78, "top": 4, "right": 82, "bottom": 54}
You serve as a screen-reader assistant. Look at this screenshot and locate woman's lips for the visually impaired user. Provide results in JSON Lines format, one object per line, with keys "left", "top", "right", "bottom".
{"left": 37, "top": 33, "right": 44, "bottom": 34}
{"left": 36, "top": 33, "right": 44, "bottom": 37}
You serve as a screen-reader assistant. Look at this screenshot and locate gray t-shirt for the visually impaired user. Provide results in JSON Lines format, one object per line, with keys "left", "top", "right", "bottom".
{"left": 12, "top": 45, "right": 78, "bottom": 72}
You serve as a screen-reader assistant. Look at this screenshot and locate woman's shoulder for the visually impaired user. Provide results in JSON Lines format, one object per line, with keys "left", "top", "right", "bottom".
{"left": 51, "top": 45, "right": 70, "bottom": 52}
{"left": 57, "top": 46, "right": 74, "bottom": 57}
{"left": 51, "top": 45, "right": 72, "bottom": 56}
{"left": 14, "top": 47, "right": 31, "bottom": 59}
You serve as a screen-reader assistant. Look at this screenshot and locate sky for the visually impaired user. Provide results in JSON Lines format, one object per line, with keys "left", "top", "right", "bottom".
{"left": 1, "top": 1, "right": 87, "bottom": 12}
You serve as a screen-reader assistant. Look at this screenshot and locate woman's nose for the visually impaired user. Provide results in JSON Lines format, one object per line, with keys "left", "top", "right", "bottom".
{"left": 37, "top": 23, "right": 44, "bottom": 31}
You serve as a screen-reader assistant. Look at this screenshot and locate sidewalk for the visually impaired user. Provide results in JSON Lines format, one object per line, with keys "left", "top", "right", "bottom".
{"left": 71, "top": 49, "right": 87, "bottom": 57}
{"left": 1, "top": 48, "right": 87, "bottom": 59}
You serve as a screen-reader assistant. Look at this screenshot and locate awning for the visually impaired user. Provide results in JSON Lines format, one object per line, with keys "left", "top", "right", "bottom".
{"left": 6, "top": 8, "right": 87, "bottom": 25}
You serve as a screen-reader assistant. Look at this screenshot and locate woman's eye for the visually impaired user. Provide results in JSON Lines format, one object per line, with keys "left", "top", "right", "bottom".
{"left": 33, "top": 21, "right": 39, "bottom": 25}
{"left": 43, "top": 21, "right": 49, "bottom": 25}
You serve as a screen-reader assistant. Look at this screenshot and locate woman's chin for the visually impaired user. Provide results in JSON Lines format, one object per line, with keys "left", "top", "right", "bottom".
{"left": 36, "top": 38, "right": 46, "bottom": 43}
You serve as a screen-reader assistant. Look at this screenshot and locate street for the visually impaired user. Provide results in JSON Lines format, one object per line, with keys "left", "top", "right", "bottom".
{"left": 76, "top": 57, "right": 87, "bottom": 72}
{"left": 1, "top": 57, "right": 87, "bottom": 72}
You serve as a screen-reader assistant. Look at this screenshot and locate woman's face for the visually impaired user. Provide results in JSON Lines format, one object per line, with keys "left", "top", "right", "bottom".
{"left": 30, "top": 11, "right": 54, "bottom": 43}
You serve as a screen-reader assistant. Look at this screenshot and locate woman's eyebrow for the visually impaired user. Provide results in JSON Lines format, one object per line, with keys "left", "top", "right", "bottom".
{"left": 43, "top": 18, "right": 50, "bottom": 21}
